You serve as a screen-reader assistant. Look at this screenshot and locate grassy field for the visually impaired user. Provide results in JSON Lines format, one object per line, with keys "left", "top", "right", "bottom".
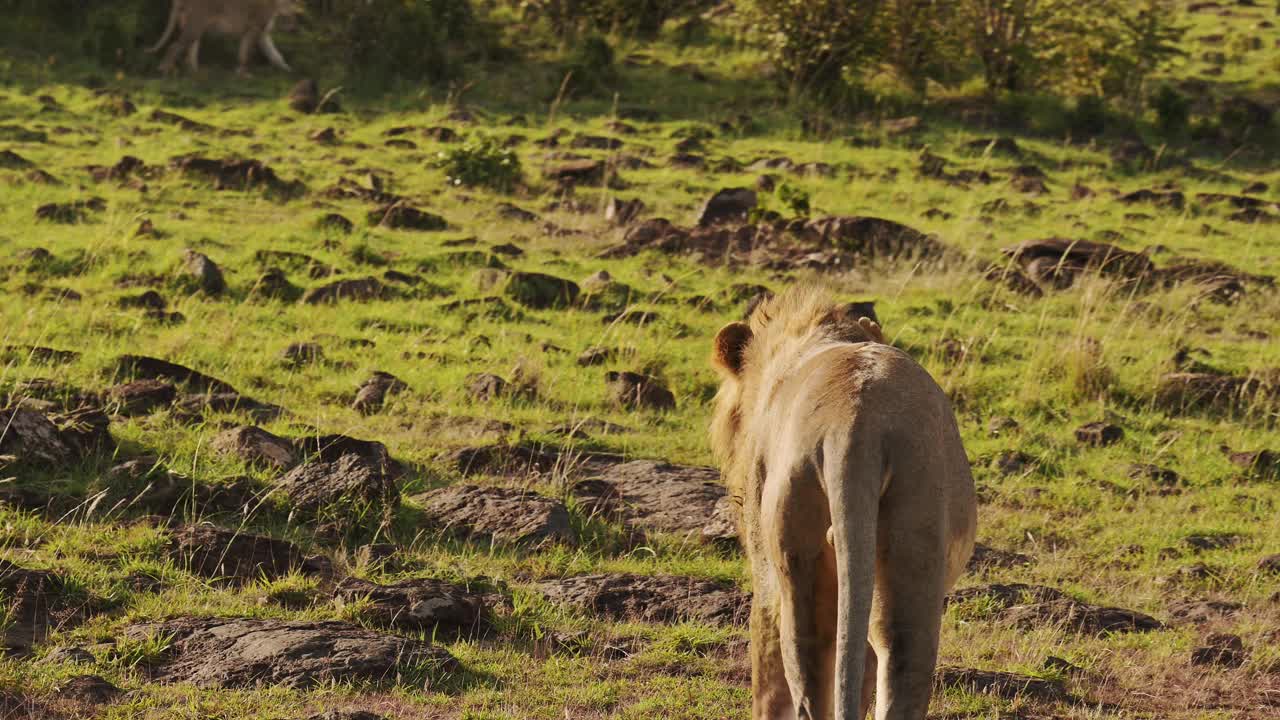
{"left": 1, "top": 2, "right": 1279, "bottom": 719}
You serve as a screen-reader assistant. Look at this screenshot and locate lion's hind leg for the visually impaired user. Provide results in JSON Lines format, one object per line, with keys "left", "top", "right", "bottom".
{"left": 867, "top": 471, "right": 949, "bottom": 719}
{"left": 762, "top": 470, "right": 839, "bottom": 719}
{"left": 749, "top": 599, "right": 794, "bottom": 720}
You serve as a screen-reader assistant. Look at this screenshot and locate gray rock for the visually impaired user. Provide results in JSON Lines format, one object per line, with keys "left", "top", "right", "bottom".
{"left": 44, "top": 646, "right": 96, "bottom": 665}
{"left": 537, "top": 573, "right": 748, "bottom": 626}
{"left": 573, "top": 461, "right": 727, "bottom": 543}
{"left": 415, "top": 484, "right": 574, "bottom": 547}
{"left": 696, "top": 187, "right": 757, "bottom": 227}
{"left": 277, "top": 454, "right": 399, "bottom": 523}
{"left": 605, "top": 371, "right": 674, "bottom": 411}
{"left": 210, "top": 426, "right": 297, "bottom": 470}
{"left": 166, "top": 524, "right": 308, "bottom": 584}
{"left": 106, "top": 379, "right": 177, "bottom": 415}
{"left": 55, "top": 675, "right": 123, "bottom": 704}
{"left": 936, "top": 667, "right": 1065, "bottom": 702}
{"left": 125, "top": 617, "right": 455, "bottom": 689}
{"left": 281, "top": 342, "right": 324, "bottom": 366}
{"left": 352, "top": 372, "right": 408, "bottom": 414}
{"left": 0, "top": 407, "right": 73, "bottom": 465}
{"left": 334, "top": 576, "right": 492, "bottom": 636}
{"left": 1, "top": 559, "right": 103, "bottom": 653}
{"left": 302, "top": 277, "right": 390, "bottom": 304}
{"left": 181, "top": 249, "right": 225, "bottom": 295}
{"left": 503, "top": 271, "right": 580, "bottom": 309}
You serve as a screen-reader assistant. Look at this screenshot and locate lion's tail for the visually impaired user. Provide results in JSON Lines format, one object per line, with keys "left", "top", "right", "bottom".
{"left": 825, "top": 429, "right": 880, "bottom": 720}
{"left": 147, "top": 1, "right": 180, "bottom": 53}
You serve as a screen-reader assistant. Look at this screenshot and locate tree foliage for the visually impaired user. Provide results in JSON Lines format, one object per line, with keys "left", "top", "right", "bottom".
{"left": 743, "top": 0, "right": 1188, "bottom": 107}
{"left": 744, "top": 0, "right": 887, "bottom": 97}
{"left": 520, "top": 0, "right": 713, "bottom": 38}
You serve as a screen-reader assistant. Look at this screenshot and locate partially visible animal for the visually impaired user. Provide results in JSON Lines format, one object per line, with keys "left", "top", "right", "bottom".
{"left": 149, "top": 0, "right": 300, "bottom": 76}
{"left": 709, "top": 287, "right": 977, "bottom": 720}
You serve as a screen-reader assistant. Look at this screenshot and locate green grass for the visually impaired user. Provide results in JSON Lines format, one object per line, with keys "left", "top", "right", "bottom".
{"left": 2, "top": 3, "right": 1280, "bottom": 719}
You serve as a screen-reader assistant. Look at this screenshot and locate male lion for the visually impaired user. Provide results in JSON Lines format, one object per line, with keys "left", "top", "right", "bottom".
{"left": 149, "top": 0, "right": 300, "bottom": 76}
{"left": 710, "top": 287, "right": 976, "bottom": 720}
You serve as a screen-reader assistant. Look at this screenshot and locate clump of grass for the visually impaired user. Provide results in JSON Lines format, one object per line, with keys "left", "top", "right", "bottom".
{"left": 108, "top": 631, "right": 173, "bottom": 670}
{"left": 1063, "top": 335, "right": 1114, "bottom": 401}
{"left": 438, "top": 136, "right": 523, "bottom": 193}
{"left": 261, "top": 573, "right": 321, "bottom": 610}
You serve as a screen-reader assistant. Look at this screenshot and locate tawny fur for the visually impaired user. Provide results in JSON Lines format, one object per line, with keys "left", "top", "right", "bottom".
{"left": 150, "top": 0, "right": 299, "bottom": 76}
{"left": 710, "top": 286, "right": 976, "bottom": 720}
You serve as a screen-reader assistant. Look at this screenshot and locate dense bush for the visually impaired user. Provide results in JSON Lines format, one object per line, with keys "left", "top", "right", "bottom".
{"left": 315, "top": 0, "right": 488, "bottom": 86}
{"left": 1066, "top": 95, "right": 1109, "bottom": 137}
{"left": 0, "top": 0, "right": 493, "bottom": 85}
{"left": 1152, "top": 85, "right": 1191, "bottom": 136}
{"left": 743, "top": 0, "right": 887, "bottom": 97}
{"left": 522, "top": 0, "right": 712, "bottom": 38}
{"left": 745, "top": 0, "right": 1187, "bottom": 110}
{"left": 883, "top": 0, "right": 965, "bottom": 90}
{"left": 0, "top": 0, "right": 168, "bottom": 66}
{"left": 564, "top": 34, "right": 618, "bottom": 95}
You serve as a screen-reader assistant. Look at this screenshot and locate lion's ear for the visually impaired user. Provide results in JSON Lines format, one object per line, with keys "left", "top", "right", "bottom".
{"left": 857, "top": 316, "right": 885, "bottom": 344}
{"left": 712, "top": 322, "right": 753, "bottom": 376}
{"left": 843, "top": 301, "right": 878, "bottom": 325}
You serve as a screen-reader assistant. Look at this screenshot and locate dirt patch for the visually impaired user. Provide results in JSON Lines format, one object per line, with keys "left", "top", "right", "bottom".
{"left": 35, "top": 198, "right": 106, "bottom": 224}
{"left": 1003, "top": 237, "right": 1154, "bottom": 289}
{"left": 1000, "top": 237, "right": 1273, "bottom": 299}
{"left": 125, "top": 617, "right": 455, "bottom": 689}
{"left": 1075, "top": 421, "right": 1124, "bottom": 447}
{"left": 53, "top": 675, "right": 123, "bottom": 704}
{"left": 502, "top": 272, "right": 580, "bottom": 309}
{"left": 537, "top": 573, "right": 748, "bottom": 626}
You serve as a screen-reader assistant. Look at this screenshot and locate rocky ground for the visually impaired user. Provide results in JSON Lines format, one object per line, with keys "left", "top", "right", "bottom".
{"left": 1, "top": 4, "right": 1280, "bottom": 719}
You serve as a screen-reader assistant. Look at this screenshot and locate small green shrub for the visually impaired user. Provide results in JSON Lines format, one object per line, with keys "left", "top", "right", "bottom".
{"left": 777, "top": 182, "right": 811, "bottom": 217}
{"left": 564, "top": 34, "right": 618, "bottom": 95}
{"left": 1067, "top": 95, "right": 1108, "bottom": 137}
{"left": 438, "top": 137, "right": 523, "bottom": 192}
